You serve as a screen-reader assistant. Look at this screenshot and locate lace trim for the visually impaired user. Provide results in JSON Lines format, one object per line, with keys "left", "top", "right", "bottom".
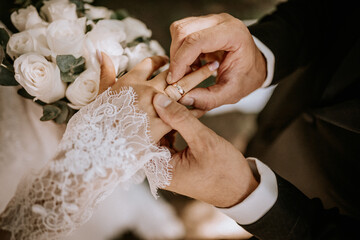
{"left": 0, "top": 87, "right": 171, "bottom": 240}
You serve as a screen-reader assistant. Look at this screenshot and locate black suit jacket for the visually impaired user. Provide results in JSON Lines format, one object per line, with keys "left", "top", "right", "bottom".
{"left": 244, "top": 0, "right": 360, "bottom": 239}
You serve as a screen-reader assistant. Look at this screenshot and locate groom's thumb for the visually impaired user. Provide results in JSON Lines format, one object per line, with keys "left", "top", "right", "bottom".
{"left": 154, "top": 93, "right": 208, "bottom": 145}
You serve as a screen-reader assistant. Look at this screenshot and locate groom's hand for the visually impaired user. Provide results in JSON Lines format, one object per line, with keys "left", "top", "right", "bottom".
{"left": 167, "top": 13, "right": 267, "bottom": 110}
{"left": 154, "top": 93, "right": 258, "bottom": 208}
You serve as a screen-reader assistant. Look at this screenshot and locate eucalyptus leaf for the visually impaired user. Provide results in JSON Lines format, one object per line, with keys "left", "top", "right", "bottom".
{"left": 0, "top": 65, "right": 18, "bottom": 86}
{"left": 33, "top": 0, "right": 45, "bottom": 10}
{"left": 197, "top": 75, "right": 216, "bottom": 88}
{"left": 17, "top": 88, "right": 34, "bottom": 99}
{"left": 17, "top": 88, "right": 46, "bottom": 106}
{"left": 60, "top": 71, "right": 78, "bottom": 83}
{"left": 53, "top": 101, "right": 69, "bottom": 124}
{"left": 56, "top": 55, "right": 85, "bottom": 74}
{"left": 0, "top": 28, "right": 10, "bottom": 50}
{"left": 65, "top": 107, "right": 77, "bottom": 123}
{"left": 0, "top": 48, "right": 4, "bottom": 64}
{"left": 2, "top": 59, "right": 14, "bottom": 72}
{"left": 70, "top": 0, "right": 85, "bottom": 13}
{"left": 127, "top": 37, "right": 150, "bottom": 48}
{"left": 14, "top": 0, "right": 31, "bottom": 6}
{"left": 85, "top": 24, "right": 93, "bottom": 33}
{"left": 40, "top": 105, "right": 61, "bottom": 121}
{"left": 110, "top": 9, "right": 129, "bottom": 20}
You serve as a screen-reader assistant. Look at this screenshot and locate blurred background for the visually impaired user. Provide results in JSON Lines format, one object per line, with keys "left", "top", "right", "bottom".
{"left": 0, "top": 0, "right": 283, "bottom": 239}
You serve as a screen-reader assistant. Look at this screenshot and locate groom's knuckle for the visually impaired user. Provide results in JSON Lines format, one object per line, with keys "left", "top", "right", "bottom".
{"left": 171, "top": 21, "right": 187, "bottom": 37}
{"left": 169, "top": 106, "right": 190, "bottom": 124}
{"left": 184, "top": 32, "right": 201, "bottom": 47}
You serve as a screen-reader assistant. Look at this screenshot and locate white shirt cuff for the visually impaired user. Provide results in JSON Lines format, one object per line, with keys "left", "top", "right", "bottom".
{"left": 252, "top": 36, "right": 275, "bottom": 88}
{"left": 216, "top": 157, "right": 278, "bottom": 225}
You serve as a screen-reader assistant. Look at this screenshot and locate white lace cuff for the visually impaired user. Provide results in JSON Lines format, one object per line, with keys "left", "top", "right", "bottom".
{"left": 0, "top": 87, "right": 172, "bottom": 240}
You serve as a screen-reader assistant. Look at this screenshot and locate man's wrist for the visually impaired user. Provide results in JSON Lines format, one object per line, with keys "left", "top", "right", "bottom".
{"left": 216, "top": 158, "right": 278, "bottom": 225}
{"left": 211, "top": 154, "right": 259, "bottom": 208}
{"left": 252, "top": 36, "right": 275, "bottom": 88}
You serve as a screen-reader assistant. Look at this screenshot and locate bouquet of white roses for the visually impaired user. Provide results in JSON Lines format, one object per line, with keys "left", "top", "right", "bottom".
{"left": 0, "top": 0, "right": 165, "bottom": 124}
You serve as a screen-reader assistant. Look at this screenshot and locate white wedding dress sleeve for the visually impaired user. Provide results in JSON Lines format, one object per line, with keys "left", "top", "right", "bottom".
{"left": 0, "top": 87, "right": 172, "bottom": 240}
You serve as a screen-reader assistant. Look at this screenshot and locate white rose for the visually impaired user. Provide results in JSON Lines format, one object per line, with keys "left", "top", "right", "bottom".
{"left": 149, "top": 40, "right": 168, "bottom": 71}
{"left": 10, "top": 5, "right": 47, "bottom": 31}
{"left": 86, "top": 20, "right": 128, "bottom": 75}
{"left": 124, "top": 43, "right": 153, "bottom": 71}
{"left": 149, "top": 40, "right": 166, "bottom": 56}
{"left": 66, "top": 68, "right": 99, "bottom": 109}
{"left": 84, "top": 3, "right": 113, "bottom": 20}
{"left": 7, "top": 27, "right": 51, "bottom": 59}
{"left": 40, "top": 0, "right": 78, "bottom": 22}
{"left": 14, "top": 53, "right": 66, "bottom": 103}
{"left": 93, "top": 20, "right": 126, "bottom": 41}
{"left": 47, "top": 19, "right": 85, "bottom": 58}
{"left": 122, "top": 17, "right": 152, "bottom": 43}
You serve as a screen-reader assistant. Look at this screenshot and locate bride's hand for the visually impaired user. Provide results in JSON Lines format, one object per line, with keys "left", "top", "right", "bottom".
{"left": 98, "top": 52, "right": 219, "bottom": 143}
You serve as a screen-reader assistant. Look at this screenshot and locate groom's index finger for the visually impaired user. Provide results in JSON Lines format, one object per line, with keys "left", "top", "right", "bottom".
{"left": 169, "top": 14, "right": 223, "bottom": 62}
{"left": 168, "top": 14, "right": 225, "bottom": 84}
{"left": 168, "top": 24, "right": 232, "bottom": 85}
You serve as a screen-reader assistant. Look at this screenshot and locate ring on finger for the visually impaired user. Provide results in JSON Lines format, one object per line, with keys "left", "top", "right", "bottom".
{"left": 172, "top": 83, "right": 185, "bottom": 95}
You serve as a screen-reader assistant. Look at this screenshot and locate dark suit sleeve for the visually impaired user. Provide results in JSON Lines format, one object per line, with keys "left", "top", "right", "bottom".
{"left": 240, "top": 174, "right": 358, "bottom": 240}
{"left": 243, "top": 1, "right": 360, "bottom": 239}
{"left": 248, "top": 0, "right": 353, "bottom": 85}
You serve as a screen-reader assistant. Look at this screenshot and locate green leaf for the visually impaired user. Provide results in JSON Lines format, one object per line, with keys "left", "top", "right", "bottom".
{"left": 56, "top": 55, "right": 85, "bottom": 74}
{"left": 14, "top": 0, "right": 32, "bottom": 8}
{"left": 33, "top": 0, "right": 45, "bottom": 11}
{"left": 110, "top": 9, "right": 129, "bottom": 20}
{"left": 17, "top": 88, "right": 47, "bottom": 106}
{"left": 70, "top": 0, "right": 85, "bottom": 14}
{"left": 196, "top": 75, "right": 216, "bottom": 88}
{"left": 65, "top": 106, "right": 77, "bottom": 123}
{"left": 85, "top": 24, "right": 93, "bottom": 33}
{"left": 17, "top": 88, "right": 34, "bottom": 99}
{"left": 56, "top": 55, "right": 85, "bottom": 83}
{"left": 40, "top": 105, "right": 61, "bottom": 121}
{"left": 0, "top": 65, "right": 18, "bottom": 86}
{"left": 127, "top": 37, "right": 150, "bottom": 48}
{"left": 60, "top": 71, "right": 78, "bottom": 83}
{"left": 0, "top": 28, "right": 10, "bottom": 50}
{"left": 0, "top": 48, "right": 4, "bottom": 64}
{"left": 52, "top": 101, "right": 69, "bottom": 124}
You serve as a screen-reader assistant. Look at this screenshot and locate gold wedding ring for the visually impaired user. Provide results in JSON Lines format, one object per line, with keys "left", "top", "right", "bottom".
{"left": 172, "top": 83, "right": 185, "bottom": 96}
{"left": 164, "top": 82, "right": 185, "bottom": 101}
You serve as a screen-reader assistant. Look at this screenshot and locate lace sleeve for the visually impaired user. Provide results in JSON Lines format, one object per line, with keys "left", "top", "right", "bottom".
{"left": 0, "top": 87, "right": 172, "bottom": 240}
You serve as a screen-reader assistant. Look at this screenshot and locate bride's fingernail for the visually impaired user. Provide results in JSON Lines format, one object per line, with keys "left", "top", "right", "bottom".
{"left": 208, "top": 61, "right": 219, "bottom": 71}
{"left": 96, "top": 50, "right": 103, "bottom": 65}
{"left": 166, "top": 72, "right": 172, "bottom": 83}
{"left": 156, "top": 94, "right": 172, "bottom": 108}
{"left": 180, "top": 97, "right": 194, "bottom": 106}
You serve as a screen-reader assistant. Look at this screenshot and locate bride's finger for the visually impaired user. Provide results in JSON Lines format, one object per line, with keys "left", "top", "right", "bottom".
{"left": 164, "top": 61, "right": 219, "bottom": 101}
{"left": 129, "top": 55, "right": 169, "bottom": 81}
{"left": 98, "top": 51, "right": 116, "bottom": 95}
{"left": 150, "top": 70, "right": 169, "bottom": 91}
